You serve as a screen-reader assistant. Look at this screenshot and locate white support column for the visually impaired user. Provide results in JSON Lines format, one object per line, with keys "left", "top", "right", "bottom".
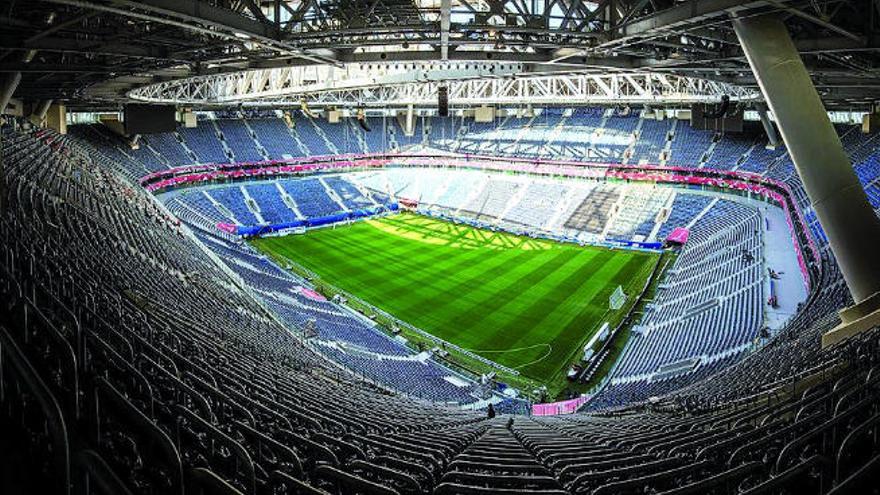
{"left": 440, "top": 0, "right": 451, "bottom": 61}
{"left": 0, "top": 72, "right": 22, "bottom": 114}
{"left": 755, "top": 103, "right": 781, "bottom": 148}
{"left": 30, "top": 99, "right": 53, "bottom": 125}
{"left": 733, "top": 13, "right": 880, "bottom": 347}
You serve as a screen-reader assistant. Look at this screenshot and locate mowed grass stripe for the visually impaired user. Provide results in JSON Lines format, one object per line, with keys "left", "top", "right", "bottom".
{"left": 390, "top": 214, "right": 551, "bottom": 252}
{"left": 251, "top": 212, "right": 658, "bottom": 383}
{"left": 281, "top": 226, "right": 485, "bottom": 297}
{"left": 358, "top": 232, "right": 517, "bottom": 292}
{"left": 396, "top": 248, "right": 560, "bottom": 321}
{"left": 385, "top": 223, "right": 575, "bottom": 326}
{"left": 466, "top": 251, "right": 615, "bottom": 341}
{"left": 439, "top": 249, "right": 588, "bottom": 342}
{"left": 268, "top": 221, "right": 505, "bottom": 312}
{"left": 462, "top": 251, "right": 621, "bottom": 377}
{"left": 507, "top": 253, "right": 652, "bottom": 377}
{"left": 301, "top": 224, "right": 507, "bottom": 299}
{"left": 292, "top": 223, "right": 448, "bottom": 275}
{"left": 356, "top": 217, "right": 557, "bottom": 305}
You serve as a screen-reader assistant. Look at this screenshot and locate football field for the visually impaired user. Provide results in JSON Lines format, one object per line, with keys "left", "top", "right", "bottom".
{"left": 251, "top": 212, "right": 658, "bottom": 384}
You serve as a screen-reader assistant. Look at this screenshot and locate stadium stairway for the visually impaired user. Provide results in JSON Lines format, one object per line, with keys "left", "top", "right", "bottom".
{"left": 435, "top": 423, "right": 569, "bottom": 495}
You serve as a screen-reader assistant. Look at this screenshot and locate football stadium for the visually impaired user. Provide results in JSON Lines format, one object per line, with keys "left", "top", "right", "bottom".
{"left": 1, "top": 1, "right": 880, "bottom": 494}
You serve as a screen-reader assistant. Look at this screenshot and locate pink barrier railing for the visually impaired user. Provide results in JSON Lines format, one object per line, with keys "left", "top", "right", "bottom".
{"left": 143, "top": 159, "right": 388, "bottom": 192}
{"left": 532, "top": 396, "right": 590, "bottom": 416}
{"left": 299, "top": 287, "right": 327, "bottom": 302}
{"left": 667, "top": 227, "right": 690, "bottom": 245}
{"left": 216, "top": 222, "right": 237, "bottom": 234}
{"left": 138, "top": 152, "right": 373, "bottom": 185}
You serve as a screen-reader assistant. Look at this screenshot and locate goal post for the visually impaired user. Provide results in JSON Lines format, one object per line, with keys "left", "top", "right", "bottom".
{"left": 609, "top": 285, "right": 627, "bottom": 310}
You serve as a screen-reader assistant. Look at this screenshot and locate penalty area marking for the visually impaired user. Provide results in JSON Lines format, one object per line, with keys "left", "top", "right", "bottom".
{"left": 463, "top": 343, "right": 553, "bottom": 370}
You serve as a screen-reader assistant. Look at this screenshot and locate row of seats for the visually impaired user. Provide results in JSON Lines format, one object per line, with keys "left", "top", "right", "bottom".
{"left": 349, "top": 168, "right": 710, "bottom": 244}
{"left": 76, "top": 112, "right": 814, "bottom": 410}
{"left": 70, "top": 112, "right": 880, "bottom": 204}
{"left": 59, "top": 110, "right": 880, "bottom": 443}
{"left": 169, "top": 176, "right": 388, "bottom": 228}
{"left": 166, "top": 166, "right": 767, "bottom": 406}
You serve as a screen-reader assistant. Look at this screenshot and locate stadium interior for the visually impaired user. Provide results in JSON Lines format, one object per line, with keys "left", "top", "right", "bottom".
{"left": 3, "top": 1, "right": 880, "bottom": 494}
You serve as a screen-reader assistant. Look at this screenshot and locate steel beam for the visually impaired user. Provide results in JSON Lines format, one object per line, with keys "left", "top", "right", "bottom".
{"left": 42, "top": 0, "right": 340, "bottom": 66}
{"left": 128, "top": 69, "right": 759, "bottom": 107}
{"left": 606, "top": 0, "right": 776, "bottom": 49}
{"left": 440, "top": 0, "right": 451, "bottom": 61}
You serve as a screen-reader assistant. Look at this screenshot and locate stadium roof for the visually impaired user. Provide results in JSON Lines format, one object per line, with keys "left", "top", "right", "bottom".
{"left": 127, "top": 66, "right": 761, "bottom": 107}
{"left": 2, "top": 0, "right": 878, "bottom": 109}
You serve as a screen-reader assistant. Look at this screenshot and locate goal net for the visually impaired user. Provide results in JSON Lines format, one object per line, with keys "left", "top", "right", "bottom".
{"left": 609, "top": 285, "right": 627, "bottom": 310}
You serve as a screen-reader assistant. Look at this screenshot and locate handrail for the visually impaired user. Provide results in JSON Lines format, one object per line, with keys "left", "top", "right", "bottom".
{"left": 0, "top": 325, "right": 71, "bottom": 495}
{"left": 73, "top": 450, "right": 134, "bottom": 495}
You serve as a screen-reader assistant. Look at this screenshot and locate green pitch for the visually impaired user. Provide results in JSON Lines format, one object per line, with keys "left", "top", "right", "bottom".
{"left": 251, "top": 212, "right": 658, "bottom": 384}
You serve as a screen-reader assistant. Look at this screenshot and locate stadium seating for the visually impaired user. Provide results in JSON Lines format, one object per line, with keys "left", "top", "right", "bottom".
{"left": 591, "top": 201, "right": 765, "bottom": 408}
{"left": 594, "top": 109, "right": 639, "bottom": 161}
{"left": 67, "top": 124, "right": 157, "bottom": 178}
{"left": 604, "top": 185, "right": 673, "bottom": 240}
{"left": 554, "top": 107, "right": 606, "bottom": 157}
{"left": 246, "top": 117, "right": 301, "bottom": 158}
{"left": 167, "top": 189, "right": 231, "bottom": 225}
{"left": 178, "top": 119, "right": 230, "bottom": 163}
{"left": 629, "top": 116, "right": 671, "bottom": 164}
{"left": 216, "top": 119, "right": 266, "bottom": 162}
{"left": 667, "top": 122, "right": 714, "bottom": 166}
{"left": 240, "top": 183, "right": 300, "bottom": 224}
{"left": 704, "top": 134, "right": 756, "bottom": 169}
{"left": 353, "top": 116, "right": 383, "bottom": 152}
{"left": 323, "top": 176, "right": 377, "bottom": 210}
{"left": 563, "top": 185, "right": 621, "bottom": 234}
{"left": 69, "top": 112, "right": 880, "bottom": 215}
{"left": 0, "top": 126, "right": 494, "bottom": 493}
{"left": 64, "top": 113, "right": 880, "bottom": 395}
{"left": 187, "top": 227, "right": 481, "bottom": 403}
{"left": 142, "top": 131, "right": 193, "bottom": 166}
{"left": 503, "top": 181, "right": 569, "bottom": 229}
{"left": 295, "top": 113, "right": 336, "bottom": 156}
{"left": 461, "top": 179, "right": 523, "bottom": 221}
{"left": 655, "top": 193, "right": 715, "bottom": 240}
{"left": 5, "top": 121, "right": 880, "bottom": 495}
{"left": 168, "top": 176, "right": 397, "bottom": 228}
{"left": 281, "top": 178, "right": 346, "bottom": 218}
